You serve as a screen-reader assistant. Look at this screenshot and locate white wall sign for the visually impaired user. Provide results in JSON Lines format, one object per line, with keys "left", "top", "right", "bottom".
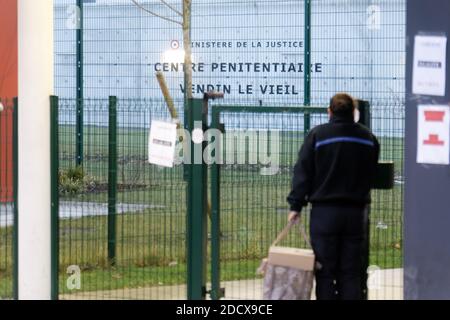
{"left": 417, "top": 105, "right": 450, "bottom": 165}
{"left": 148, "top": 120, "right": 177, "bottom": 168}
{"left": 413, "top": 35, "right": 447, "bottom": 96}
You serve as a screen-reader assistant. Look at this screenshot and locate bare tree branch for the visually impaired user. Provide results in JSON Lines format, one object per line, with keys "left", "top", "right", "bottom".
{"left": 131, "top": 0, "right": 182, "bottom": 25}
{"left": 156, "top": 71, "right": 178, "bottom": 120}
{"left": 159, "top": 0, "right": 183, "bottom": 17}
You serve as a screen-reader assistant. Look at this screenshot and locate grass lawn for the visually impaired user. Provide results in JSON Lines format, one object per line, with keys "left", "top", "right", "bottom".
{"left": 0, "top": 120, "right": 404, "bottom": 299}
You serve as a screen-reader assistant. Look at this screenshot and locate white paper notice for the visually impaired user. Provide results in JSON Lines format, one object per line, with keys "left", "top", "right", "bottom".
{"left": 417, "top": 105, "right": 450, "bottom": 165}
{"left": 148, "top": 120, "right": 177, "bottom": 168}
{"left": 412, "top": 35, "right": 447, "bottom": 96}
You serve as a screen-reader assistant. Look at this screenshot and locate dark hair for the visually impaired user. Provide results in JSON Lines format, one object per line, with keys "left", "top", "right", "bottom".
{"left": 329, "top": 93, "right": 357, "bottom": 117}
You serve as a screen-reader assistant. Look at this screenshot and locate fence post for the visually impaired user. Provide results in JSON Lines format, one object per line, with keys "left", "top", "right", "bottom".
{"left": 358, "top": 100, "right": 371, "bottom": 130}
{"left": 303, "top": 0, "right": 312, "bottom": 134}
{"left": 186, "top": 98, "right": 208, "bottom": 300}
{"left": 210, "top": 107, "right": 222, "bottom": 300}
{"left": 358, "top": 100, "right": 371, "bottom": 300}
{"left": 50, "top": 95, "right": 60, "bottom": 300}
{"left": 12, "top": 98, "right": 18, "bottom": 300}
{"left": 76, "top": 0, "right": 84, "bottom": 166}
{"left": 108, "top": 96, "right": 118, "bottom": 266}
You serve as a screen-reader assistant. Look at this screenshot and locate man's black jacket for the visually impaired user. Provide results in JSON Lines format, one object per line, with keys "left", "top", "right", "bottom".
{"left": 287, "top": 114, "right": 380, "bottom": 212}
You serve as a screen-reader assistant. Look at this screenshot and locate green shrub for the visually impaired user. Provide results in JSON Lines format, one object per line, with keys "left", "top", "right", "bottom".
{"left": 65, "top": 166, "right": 85, "bottom": 181}
{"left": 59, "top": 166, "right": 100, "bottom": 196}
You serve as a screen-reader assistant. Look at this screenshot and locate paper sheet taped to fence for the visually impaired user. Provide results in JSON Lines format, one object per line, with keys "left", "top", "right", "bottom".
{"left": 148, "top": 120, "right": 177, "bottom": 168}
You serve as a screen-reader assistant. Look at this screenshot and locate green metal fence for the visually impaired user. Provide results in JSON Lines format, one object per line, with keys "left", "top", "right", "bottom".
{"left": 51, "top": 0, "right": 405, "bottom": 300}
{"left": 209, "top": 106, "right": 329, "bottom": 300}
{"left": 51, "top": 96, "right": 404, "bottom": 300}
{"left": 0, "top": 98, "right": 18, "bottom": 300}
{"left": 54, "top": 97, "right": 187, "bottom": 299}
{"left": 209, "top": 104, "right": 403, "bottom": 300}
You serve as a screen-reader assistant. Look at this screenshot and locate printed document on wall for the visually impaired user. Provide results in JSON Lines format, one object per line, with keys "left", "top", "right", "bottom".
{"left": 413, "top": 35, "right": 447, "bottom": 96}
{"left": 417, "top": 105, "right": 450, "bottom": 165}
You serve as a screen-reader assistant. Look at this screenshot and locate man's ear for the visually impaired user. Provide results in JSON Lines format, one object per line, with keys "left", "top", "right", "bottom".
{"left": 354, "top": 108, "right": 360, "bottom": 123}
{"left": 327, "top": 107, "right": 332, "bottom": 117}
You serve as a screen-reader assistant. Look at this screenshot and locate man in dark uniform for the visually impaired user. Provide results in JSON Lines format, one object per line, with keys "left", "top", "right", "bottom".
{"left": 287, "top": 93, "right": 380, "bottom": 300}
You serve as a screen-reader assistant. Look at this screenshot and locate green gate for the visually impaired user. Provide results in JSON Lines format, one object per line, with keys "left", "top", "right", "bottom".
{"left": 208, "top": 103, "right": 399, "bottom": 300}
{"left": 209, "top": 105, "right": 329, "bottom": 300}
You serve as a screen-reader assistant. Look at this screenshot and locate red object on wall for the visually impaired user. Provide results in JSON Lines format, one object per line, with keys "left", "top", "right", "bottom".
{"left": 0, "top": 0, "right": 18, "bottom": 202}
{"left": 424, "top": 111, "right": 446, "bottom": 122}
{"left": 424, "top": 134, "right": 445, "bottom": 146}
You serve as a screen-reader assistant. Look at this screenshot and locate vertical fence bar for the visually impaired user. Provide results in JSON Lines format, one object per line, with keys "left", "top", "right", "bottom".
{"left": 358, "top": 100, "right": 371, "bottom": 130}
{"left": 303, "top": 0, "right": 312, "bottom": 134}
{"left": 358, "top": 100, "right": 371, "bottom": 300}
{"left": 187, "top": 98, "right": 207, "bottom": 300}
{"left": 210, "top": 108, "right": 222, "bottom": 300}
{"left": 50, "top": 95, "right": 60, "bottom": 300}
{"left": 12, "top": 98, "right": 19, "bottom": 300}
{"left": 76, "top": 0, "right": 84, "bottom": 166}
{"left": 108, "top": 96, "right": 118, "bottom": 265}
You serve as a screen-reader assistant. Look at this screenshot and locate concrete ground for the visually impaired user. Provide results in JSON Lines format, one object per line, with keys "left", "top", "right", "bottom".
{"left": 57, "top": 201, "right": 164, "bottom": 219}
{"left": 0, "top": 201, "right": 163, "bottom": 227}
{"left": 61, "top": 268, "right": 403, "bottom": 300}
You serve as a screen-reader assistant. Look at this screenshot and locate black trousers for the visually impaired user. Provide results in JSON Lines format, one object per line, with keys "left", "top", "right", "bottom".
{"left": 310, "top": 204, "right": 368, "bottom": 300}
